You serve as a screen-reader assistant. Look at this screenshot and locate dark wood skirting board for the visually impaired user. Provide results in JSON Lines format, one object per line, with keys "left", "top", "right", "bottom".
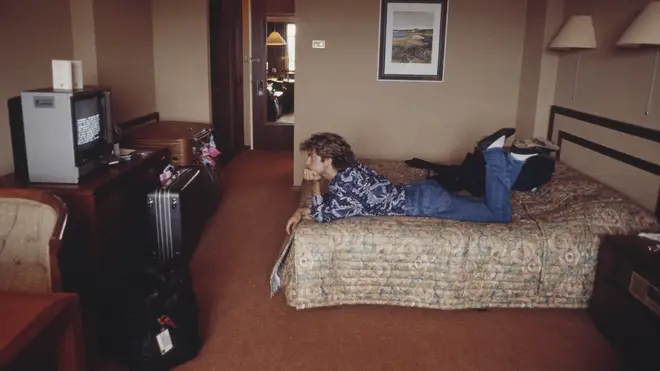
{"left": 547, "top": 105, "right": 660, "bottom": 220}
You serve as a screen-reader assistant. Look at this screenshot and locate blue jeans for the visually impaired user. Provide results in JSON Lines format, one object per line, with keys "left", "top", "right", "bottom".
{"left": 403, "top": 148, "right": 524, "bottom": 223}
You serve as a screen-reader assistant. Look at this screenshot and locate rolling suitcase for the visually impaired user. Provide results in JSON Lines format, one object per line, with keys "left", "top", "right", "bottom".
{"left": 146, "top": 167, "right": 208, "bottom": 268}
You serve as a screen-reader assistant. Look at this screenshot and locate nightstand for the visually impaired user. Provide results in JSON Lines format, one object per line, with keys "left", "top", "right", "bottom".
{"left": 589, "top": 234, "right": 660, "bottom": 371}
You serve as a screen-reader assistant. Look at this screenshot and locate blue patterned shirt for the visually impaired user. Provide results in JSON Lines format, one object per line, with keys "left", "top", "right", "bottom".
{"left": 310, "top": 162, "right": 407, "bottom": 222}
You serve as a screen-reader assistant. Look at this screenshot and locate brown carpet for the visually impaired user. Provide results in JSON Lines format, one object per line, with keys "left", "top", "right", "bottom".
{"left": 101, "top": 150, "right": 625, "bottom": 371}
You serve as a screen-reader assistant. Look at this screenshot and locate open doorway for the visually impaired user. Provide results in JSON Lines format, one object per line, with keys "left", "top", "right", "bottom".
{"left": 249, "top": 1, "right": 294, "bottom": 150}
{"left": 265, "top": 19, "right": 295, "bottom": 125}
{"left": 209, "top": 0, "right": 297, "bottom": 154}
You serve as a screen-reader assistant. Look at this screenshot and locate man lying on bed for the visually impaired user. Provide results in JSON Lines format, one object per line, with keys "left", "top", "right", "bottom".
{"left": 286, "top": 129, "right": 558, "bottom": 234}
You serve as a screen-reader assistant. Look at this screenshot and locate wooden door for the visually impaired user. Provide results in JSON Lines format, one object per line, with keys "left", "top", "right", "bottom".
{"left": 250, "top": 0, "right": 294, "bottom": 151}
{"left": 209, "top": 0, "right": 245, "bottom": 164}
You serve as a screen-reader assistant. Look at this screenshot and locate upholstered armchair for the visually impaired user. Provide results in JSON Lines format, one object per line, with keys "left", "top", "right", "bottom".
{"left": 0, "top": 188, "right": 67, "bottom": 293}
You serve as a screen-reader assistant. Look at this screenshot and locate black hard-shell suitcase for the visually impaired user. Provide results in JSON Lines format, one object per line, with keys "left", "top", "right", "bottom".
{"left": 146, "top": 167, "right": 207, "bottom": 268}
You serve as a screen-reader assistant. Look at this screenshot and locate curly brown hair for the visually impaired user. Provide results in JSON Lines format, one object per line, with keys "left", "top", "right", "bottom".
{"left": 299, "top": 132, "right": 358, "bottom": 170}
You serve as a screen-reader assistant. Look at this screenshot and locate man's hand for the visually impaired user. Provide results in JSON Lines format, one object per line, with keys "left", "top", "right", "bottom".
{"left": 286, "top": 207, "right": 312, "bottom": 235}
{"left": 303, "top": 169, "right": 322, "bottom": 181}
{"left": 286, "top": 211, "right": 302, "bottom": 235}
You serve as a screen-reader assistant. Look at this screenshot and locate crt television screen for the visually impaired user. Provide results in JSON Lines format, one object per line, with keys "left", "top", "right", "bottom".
{"left": 74, "top": 97, "right": 102, "bottom": 151}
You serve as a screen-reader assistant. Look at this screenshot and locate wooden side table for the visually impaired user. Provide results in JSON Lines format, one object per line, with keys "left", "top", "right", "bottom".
{"left": 589, "top": 234, "right": 660, "bottom": 371}
{"left": 0, "top": 291, "right": 85, "bottom": 371}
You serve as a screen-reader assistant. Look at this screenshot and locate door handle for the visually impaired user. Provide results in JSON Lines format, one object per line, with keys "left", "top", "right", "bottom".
{"left": 251, "top": 57, "right": 261, "bottom": 63}
{"left": 257, "top": 80, "right": 264, "bottom": 96}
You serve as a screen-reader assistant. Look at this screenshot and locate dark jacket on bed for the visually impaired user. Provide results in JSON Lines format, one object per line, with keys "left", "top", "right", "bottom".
{"left": 407, "top": 151, "right": 555, "bottom": 197}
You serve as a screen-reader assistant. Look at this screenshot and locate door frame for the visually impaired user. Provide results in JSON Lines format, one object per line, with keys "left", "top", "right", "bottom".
{"left": 208, "top": 0, "right": 294, "bottom": 154}
{"left": 250, "top": 0, "right": 268, "bottom": 149}
{"left": 249, "top": 0, "right": 295, "bottom": 151}
{"left": 209, "top": 0, "right": 245, "bottom": 164}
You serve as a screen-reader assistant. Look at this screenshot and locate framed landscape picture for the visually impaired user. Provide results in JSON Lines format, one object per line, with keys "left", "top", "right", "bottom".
{"left": 377, "top": 0, "right": 448, "bottom": 81}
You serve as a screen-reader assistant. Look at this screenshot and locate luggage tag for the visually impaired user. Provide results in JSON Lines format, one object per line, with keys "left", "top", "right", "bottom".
{"left": 167, "top": 164, "right": 181, "bottom": 177}
{"left": 156, "top": 315, "right": 176, "bottom": 355}
{"left": 163, "top": 164, "right": 175, "bottom": 174}
{"left": 159, "top": 164, "right": 179, "bottom": 184}
{"left": 160, "top": 171, "right": 172, "bottom": 184}
{"left": 156, "top": 328, "right": 174, "bottom": 355}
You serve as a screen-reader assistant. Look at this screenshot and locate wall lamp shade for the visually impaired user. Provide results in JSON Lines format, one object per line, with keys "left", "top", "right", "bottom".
{"left": 617, "top": 2, "right": 660, "bottom": 47}
{"left": 550, "top": 16, "right": 597, "bottom": 100}
{"left": 617, "top": 2, "right": 660, "bottom": 115}
{"left": 266, "top": 31, "right": 287, "bottom": 46}
{"left": 550, "top": 15, "right": 597, "bottom": 49}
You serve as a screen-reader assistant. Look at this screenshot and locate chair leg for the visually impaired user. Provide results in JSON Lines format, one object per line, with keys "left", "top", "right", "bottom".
{"left": 57, "top": 302, "right": 86, "bottom": 371}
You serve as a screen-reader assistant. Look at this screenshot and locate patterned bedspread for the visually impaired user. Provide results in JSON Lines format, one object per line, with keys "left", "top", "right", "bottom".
{"left": 270, "top": 160, "right": 660, "bottom": 310}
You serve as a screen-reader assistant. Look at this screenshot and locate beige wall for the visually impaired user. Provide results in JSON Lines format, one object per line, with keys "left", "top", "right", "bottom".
{"left": 95, "top": 0, "right": 156, "bottom": 124}
{"left": 0, "top": 0, "right": 157, "bottom": 176}
{"left": 3, "top": 0, "right": 659, "bottom": 194}
{"left": 516, "top": 0, "right": 563, "bottom": 139}
{"left": 555, "top": 0, "right": 660, "bottom": 129}
{"left": 0, "top": 0, "right": 75, "bottom": 176}
{"left": 551, "top": 0, "right": 660, "bottom": 213}
{"left": 70, "top": 0, "right": 99, "bottom": 85}
{"left": 152, "top": 0, "right": 211, "bottom": 123}
{"left": 531, "top": 0, "right": 563, "bottom": 138}
{"left": 293, "top": 0, "right": 528, "bottom": 185}
{"left": 516, "top": 0, "right": 547, "bottom": 139}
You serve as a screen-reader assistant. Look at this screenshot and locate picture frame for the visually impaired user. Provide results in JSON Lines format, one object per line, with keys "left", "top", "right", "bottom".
{"left": 377, "top": 0, "right": 448, "bottom": 82}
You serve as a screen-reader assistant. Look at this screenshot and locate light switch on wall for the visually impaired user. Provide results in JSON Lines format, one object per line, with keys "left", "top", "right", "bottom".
{"left": 312, "top": 40, "right": 325, "bottom": 49}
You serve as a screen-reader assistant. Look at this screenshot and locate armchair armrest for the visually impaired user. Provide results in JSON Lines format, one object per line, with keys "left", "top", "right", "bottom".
{"left": 0, "top": 188, "right": 68, "bottom": 292}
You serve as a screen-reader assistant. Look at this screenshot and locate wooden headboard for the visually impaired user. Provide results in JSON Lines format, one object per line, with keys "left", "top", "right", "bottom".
{"left": 547, "top": 105, "right": 660, "bottom": 220}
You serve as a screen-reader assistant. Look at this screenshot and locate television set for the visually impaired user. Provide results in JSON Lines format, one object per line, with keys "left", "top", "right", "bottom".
{"left": 7, "top": 86, "right": 115, "bottom": 184}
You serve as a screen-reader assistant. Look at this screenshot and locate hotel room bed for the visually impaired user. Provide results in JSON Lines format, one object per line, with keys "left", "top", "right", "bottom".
{"left": 269, "top": 107, "right": 660, "bottom": 310}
